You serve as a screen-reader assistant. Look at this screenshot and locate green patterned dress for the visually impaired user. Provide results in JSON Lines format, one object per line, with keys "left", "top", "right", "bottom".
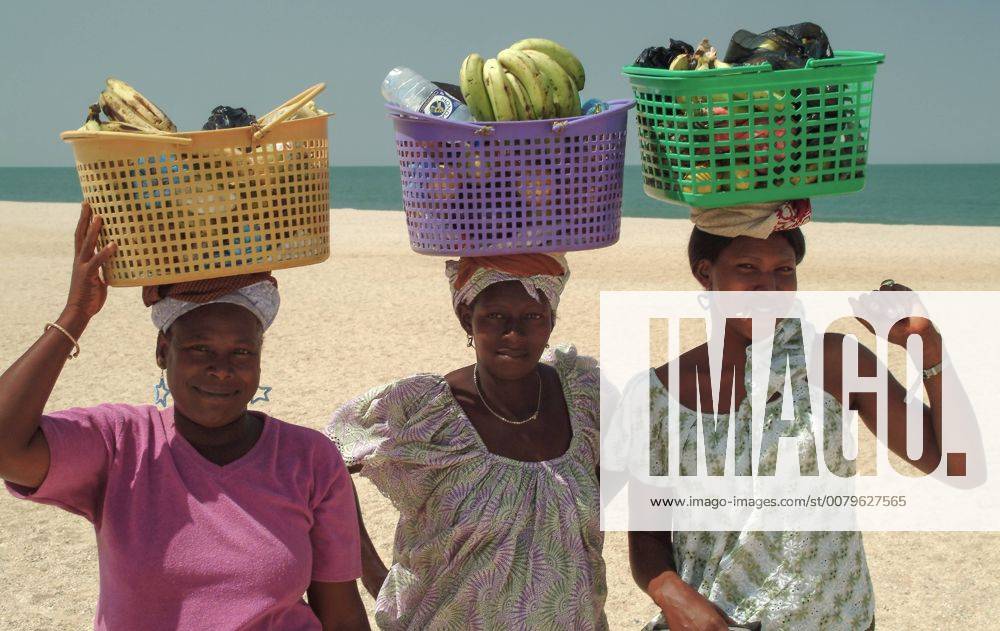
{"left": 637, "top": 320, "right": 876, "bottom": 630}
{"left": 326, "top": 345, "right": 608, "bottom": 631}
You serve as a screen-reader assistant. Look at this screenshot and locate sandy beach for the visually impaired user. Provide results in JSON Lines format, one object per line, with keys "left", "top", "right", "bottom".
{"left": 0, "top": 201, "right": 998, "bottom": 629}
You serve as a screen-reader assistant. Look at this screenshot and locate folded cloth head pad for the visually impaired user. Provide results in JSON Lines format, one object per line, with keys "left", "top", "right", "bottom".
{"left": 143, "top": 272, "right": 280, "bottom": 333}
{"left": 445, "top": 254, "right": 569, "bottom": 313}
{"left": 690, "top": 199, "right": 812, "bottom": 239}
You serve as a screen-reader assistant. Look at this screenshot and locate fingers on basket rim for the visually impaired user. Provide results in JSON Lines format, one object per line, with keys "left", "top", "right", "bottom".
{"left": 79, "top": 216, "right": 103, "bottom": 261}
{"left": 75, "top": 204, "right": 93, "bottom": 250}
{"left": 88, "top": 243, "right": 117, "bottom": 271}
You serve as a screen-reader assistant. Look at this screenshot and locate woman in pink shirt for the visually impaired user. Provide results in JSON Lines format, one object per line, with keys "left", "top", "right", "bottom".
{"left": 0, "top": 204, "right": 370, "bottom": 631}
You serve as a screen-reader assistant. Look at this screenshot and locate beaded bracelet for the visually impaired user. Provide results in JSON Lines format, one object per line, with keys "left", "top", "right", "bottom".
{"left": 45, "top": 322, "right": 80, "bottom": 359}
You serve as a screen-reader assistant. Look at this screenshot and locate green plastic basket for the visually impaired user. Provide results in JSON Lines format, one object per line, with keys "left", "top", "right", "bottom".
{"left": 622, "top": 50, "right": 885, "bottom": 208}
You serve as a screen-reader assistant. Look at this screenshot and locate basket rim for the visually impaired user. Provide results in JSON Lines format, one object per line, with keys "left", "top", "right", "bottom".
{"left": 103, "top": 251, "right": 331, "bottom": 287}
{"left": 59, "top": 113, "right": 332, "bottom": 145}
{"left": 408, "top": 235, "right": 621, "bottom": 257}
{"left": 385, "top": 98, "right": 635, "bottom": 128}
{"left": 622, "top": 50, "right": 885, "bottom": 80}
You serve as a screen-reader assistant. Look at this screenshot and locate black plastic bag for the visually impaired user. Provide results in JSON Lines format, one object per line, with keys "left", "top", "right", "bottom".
{"left": 202, "top": 106, "right": 257, "bottom": 130}
{"left": 724, "top": 22, "right": 832, "bottom": 69}
{"left": 634, "top": 39, "right": 695, "bottom": 69}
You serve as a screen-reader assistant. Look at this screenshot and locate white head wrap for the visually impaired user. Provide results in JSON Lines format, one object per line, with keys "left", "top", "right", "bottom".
{"left": 151, "top": 281, "right": 280, "bottom": 333}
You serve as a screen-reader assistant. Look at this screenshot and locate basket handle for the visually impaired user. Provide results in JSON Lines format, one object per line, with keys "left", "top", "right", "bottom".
{"left": 59, "top": 130, "right": 193, "bottom": 145}
{"left": 253, "top": 83, "right": 326, "bottom": 142}
{"left": 805, "top": 51, "right": 886, "bottom": 69}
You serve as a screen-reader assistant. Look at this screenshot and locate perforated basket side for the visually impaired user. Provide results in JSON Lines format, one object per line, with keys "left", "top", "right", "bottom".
{"left": 66, "top": 116, "right": 330, "bottom": 286}
{"left": 623, "top": 51, "right": 883, "bottom": 207}
{"left": 389, "top": 100, "right": 633, "bottom": 255}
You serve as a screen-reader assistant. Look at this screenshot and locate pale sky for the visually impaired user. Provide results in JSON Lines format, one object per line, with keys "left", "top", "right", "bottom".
{"left": 2, "top": 0, "right": 997, "bottom": 166}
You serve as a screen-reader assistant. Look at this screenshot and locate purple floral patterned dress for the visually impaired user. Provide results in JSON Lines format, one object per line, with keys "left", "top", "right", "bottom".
{"left": 326, "top": 345, "right": 608, "bottom": 630}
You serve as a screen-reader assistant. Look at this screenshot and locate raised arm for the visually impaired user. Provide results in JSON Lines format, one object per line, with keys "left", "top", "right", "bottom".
{"left": 0, "top": 204, "right": 115, "bottom": 487}
{"left": 834, "top": 283, "right": 953, "bottom": 476}
{"left": 849, "top": 326, "right": 944, "bottom": 475}
{"left": 828, "top": 282, "right": 987, "bottom": 488}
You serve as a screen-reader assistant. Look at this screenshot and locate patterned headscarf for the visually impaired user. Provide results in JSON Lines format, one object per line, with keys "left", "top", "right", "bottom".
{"left": 143, "top": 273, "right": 280, "bottom": 332}
{"left": 445, "top": 254, "right": 569, "bottom": 312}
{"left": 690, "top": 199, "right": 812, "bottom": 239}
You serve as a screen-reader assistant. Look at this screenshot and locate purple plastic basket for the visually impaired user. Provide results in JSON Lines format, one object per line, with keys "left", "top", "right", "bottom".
{"left": 388, "top": 99, "right": 635, "bottom": 256}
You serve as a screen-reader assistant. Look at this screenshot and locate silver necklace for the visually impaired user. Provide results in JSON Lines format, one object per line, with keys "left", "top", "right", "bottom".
{"left": 473, "top": 364, "right": 542, "bottom": 426}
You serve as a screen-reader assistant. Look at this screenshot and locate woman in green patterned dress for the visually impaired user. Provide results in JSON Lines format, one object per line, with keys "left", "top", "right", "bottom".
{"left": 325, "top": 254, "right": 608, "bottom": 630}
{"left": 628, "top": 225, "right": 948, "bottom": 631}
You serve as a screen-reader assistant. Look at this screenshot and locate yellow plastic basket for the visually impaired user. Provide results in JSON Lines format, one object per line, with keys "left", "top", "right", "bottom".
{"left": 60, "top": 84, "right": 331, "bottom": 287}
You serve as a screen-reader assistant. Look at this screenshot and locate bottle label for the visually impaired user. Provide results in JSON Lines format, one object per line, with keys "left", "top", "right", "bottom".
{"left": 419, "top": 89, "right": 458, "bottom": 119}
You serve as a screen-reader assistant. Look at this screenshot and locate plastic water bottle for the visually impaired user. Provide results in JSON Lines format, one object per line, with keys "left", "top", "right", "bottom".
{"left": 581, "top": 98, "right": 611, "bottom": 116}
{"left": 381, "top": 67, "right": 471, "bottom": 121}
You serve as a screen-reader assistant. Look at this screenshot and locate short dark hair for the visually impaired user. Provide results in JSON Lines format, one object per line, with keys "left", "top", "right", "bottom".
{"left": 687, "top": 227, "right": 806, "bottom": 273}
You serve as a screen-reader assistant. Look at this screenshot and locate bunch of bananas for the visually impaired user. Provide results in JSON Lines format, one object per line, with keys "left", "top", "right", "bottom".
{"left": 459, "top": 38, "right": 585, "bottom": 122}
{"left": 76, "top": 78, "right": 177, "bottom": 134}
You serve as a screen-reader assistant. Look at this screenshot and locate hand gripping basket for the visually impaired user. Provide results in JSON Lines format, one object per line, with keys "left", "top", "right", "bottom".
{"left": 387, "top": 99, "right": 635, "bottom": 256}
{"left": 60, "top": 84, "right": 331, "bottom": 287}
{"left": 622, "top": 51, "right": 885, "bottom": 208}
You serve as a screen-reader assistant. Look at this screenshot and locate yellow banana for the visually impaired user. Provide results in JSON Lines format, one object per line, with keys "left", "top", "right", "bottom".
{"left": 669, "top": 54, "right": 691, "bottom": 71}
{"left": 683, "top": 165, "right": 714, "bottom": 194}
{"left": 497, "top": 49, "right": 555, "bottom": 119}
{"left": 509, "top": 38, "right": 585, "bottom": 90}
{"left": 735, "top": 168, "right": 751, "bottom": 190}
{"left": 483, "top": 58, "right": 517, "bottom": 122}
{"left": 99, "top": 87, "right": 162, "bottom": 132}
{"left": 460, "top": 53, "right": 495, "bottom": 122}
{"left": 102, "top": 78, "right": 176, "bottom": 132}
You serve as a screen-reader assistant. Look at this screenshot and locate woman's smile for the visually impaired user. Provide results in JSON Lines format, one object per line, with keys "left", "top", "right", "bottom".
{"left": 191, "top": 384, "right": 240, "bottom": 398}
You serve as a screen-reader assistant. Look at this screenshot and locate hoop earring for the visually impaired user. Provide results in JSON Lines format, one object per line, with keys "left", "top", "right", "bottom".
{"left": 153, "top": 369, "right": 171, "bottom": 407}
{"left": 467, "top": 335, "right": 474, "bottom": 348}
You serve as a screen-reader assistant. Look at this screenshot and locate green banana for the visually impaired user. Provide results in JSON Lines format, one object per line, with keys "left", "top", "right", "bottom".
{"left": 460, "top": 53, "right": 495, "bottom": 122}
{"left": 509, "top": 38, "right": 585, "bottom": 90}
{"left": 482, "top": 58, "right": 517, "bottom": 122}
{"left": 505, "top": 72, "right": 531, "bottom": 120}
{"left": 101, "top": 78, "right": 176, "bottom": 132}
{"left": 521, "top": 49, "right": 581, "bottom": 117}
{"left": 497, "top": 49, "right": 555, "bottom": 119}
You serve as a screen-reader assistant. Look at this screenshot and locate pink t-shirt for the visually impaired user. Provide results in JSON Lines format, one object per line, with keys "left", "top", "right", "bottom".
{"left": 6, "top": 404, "right": 361, "bottom": 631}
